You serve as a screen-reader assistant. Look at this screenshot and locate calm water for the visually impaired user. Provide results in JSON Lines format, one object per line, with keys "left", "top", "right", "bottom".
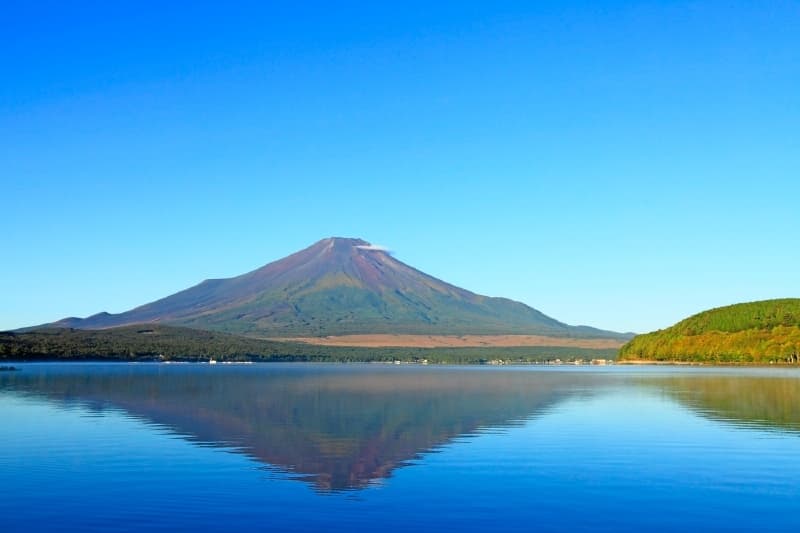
{"left": 2, "top": 363, "right": 800, "bottom": 531}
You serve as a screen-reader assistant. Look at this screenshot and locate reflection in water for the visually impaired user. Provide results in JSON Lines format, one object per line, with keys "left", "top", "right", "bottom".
{"left": 4, "top": 365, "right": 800, "bottom": 532}
{"left": 635, "top": 373, "right": 800, "bottom": 433}
{"left": 0, "top": 364, "right": 605, "bottom": 491}
{"left": 4, "top": 365, "right": 800, "bottom": 492}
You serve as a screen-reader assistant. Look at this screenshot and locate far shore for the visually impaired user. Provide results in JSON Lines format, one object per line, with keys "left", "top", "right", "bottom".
{"left": 616, "top": 360, "right": 706, "bottom": 366}
{"left": 6, "top": 358, "right": 800, "bottom": 368}
{"left": 617, "top": 359, "right": 800, "bottom": 367}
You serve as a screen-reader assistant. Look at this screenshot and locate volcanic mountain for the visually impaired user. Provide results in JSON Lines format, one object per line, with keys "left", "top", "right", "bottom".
{"left": 49, "top": 237, "right": 622, "bottom": 338}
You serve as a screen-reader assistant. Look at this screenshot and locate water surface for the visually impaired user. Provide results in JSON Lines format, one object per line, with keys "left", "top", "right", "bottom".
{"left": 2, "top": 363, "right": 799, "bottom": 531}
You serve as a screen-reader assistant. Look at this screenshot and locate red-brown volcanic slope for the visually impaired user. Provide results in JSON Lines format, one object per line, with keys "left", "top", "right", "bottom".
{"left": 45, "top": 237, "right": 624, "bottom": 339}
{"left": 273, "top": 334, "right": 624, "bottom": 349}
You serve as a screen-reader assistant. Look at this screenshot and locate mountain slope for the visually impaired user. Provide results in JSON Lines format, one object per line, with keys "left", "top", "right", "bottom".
{"left": 618, "top": 299, "right": 800, "bottom": 363}
{"left": 48, "top": 237, "right": 623, "bottom": 338}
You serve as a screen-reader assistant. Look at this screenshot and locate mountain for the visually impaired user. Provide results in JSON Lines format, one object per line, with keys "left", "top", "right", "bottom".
{"left": 45, "top": 237, "right": 624, "bottom": 338}
{"left": 618, "top": 298, "right": 800, "bottom": 364}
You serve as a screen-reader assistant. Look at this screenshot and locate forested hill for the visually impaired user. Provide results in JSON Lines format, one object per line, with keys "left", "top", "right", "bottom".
{"left": 618, "top": 299, "right": 800, "bottom": 364}
{"left": 0, "top": 325, "right": 617, "bottom": 364}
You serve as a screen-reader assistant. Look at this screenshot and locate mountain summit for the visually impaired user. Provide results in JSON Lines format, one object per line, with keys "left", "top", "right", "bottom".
{"left": 51, "top": 237, "right": 621, "bottom": 338}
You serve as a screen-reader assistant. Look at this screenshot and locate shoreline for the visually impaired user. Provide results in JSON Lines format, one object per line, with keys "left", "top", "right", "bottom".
{"left": 4, "top": 358, "right": 800, "bottom": 368}
{"left": 618, "top": 359, "right": 800, "bottom": 367}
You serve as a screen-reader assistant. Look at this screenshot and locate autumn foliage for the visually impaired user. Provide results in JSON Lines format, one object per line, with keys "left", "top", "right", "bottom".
{"left": 619, "top": 299, "right": 800, "bottom": 363}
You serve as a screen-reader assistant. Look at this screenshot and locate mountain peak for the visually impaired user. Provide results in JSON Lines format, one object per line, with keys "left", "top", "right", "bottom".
{"left": 41, "top": 237, "right": 624, "bottom": 339}
{"left": 314, "top": 237, "right": 389, "bottom": 253}
{"left": 321, "top": 236, "right": 369, "bottom": 246}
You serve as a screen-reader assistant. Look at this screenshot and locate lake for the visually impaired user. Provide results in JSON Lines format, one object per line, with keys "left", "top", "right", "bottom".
{"left": 2, "top": 363, "right": 800, "bottom": 531}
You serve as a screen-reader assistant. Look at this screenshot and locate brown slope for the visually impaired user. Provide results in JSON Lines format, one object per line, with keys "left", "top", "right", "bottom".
{"left": 273, "top": 334, "right": 625, "bottom": 349}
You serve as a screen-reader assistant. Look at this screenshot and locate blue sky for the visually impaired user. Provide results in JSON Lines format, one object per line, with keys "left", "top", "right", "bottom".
{"left": 2, "top": 1, "right": 798, "bottom": 333}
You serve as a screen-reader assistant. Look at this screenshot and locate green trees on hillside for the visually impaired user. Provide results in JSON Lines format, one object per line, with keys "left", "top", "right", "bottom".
{"left": 619, "top": 299, "right": 800, "bottom": 364}
{"left": 669, "top": 299, "right": 800, "bottom": 335}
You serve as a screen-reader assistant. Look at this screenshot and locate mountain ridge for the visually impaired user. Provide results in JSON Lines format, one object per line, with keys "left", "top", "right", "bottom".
{"left": 41, "top": 237, "right": 625, "bottom": 339}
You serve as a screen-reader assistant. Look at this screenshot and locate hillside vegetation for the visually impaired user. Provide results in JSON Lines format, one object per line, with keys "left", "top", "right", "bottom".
{"left": 619, "top": 299, "right": 800, "bottom": 364}
{"left": 0, "top": 325, "right": 617, "bottom": 364}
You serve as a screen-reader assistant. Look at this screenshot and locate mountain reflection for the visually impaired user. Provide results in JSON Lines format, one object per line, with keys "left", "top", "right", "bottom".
{"left": 1, "top": 364, "right": 602, "bottom": 491}
{"left": 635, "top": 372, "right": 800, "bottom": 433}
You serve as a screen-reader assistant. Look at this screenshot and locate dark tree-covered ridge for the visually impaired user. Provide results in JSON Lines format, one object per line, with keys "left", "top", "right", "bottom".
{"left": 1, "top": 325, "right": 617, "bottom": 364}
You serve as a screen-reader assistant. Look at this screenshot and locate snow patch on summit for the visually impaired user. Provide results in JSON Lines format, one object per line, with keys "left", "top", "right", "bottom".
{"left": 355, "top": 244, "right": 391, "bottom": 252}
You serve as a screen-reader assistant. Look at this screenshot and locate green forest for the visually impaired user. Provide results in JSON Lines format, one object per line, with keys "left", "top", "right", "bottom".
{"left": 619, "top": 299, "right": 800, "bottom": 363}
{"left": 0, "top": 325, "right": 616, "bottom": 364}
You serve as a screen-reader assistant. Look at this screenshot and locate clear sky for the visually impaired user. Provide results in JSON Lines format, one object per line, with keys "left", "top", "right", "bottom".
{"left": 2, "top": 1, "right": 798, "bottom": 333}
